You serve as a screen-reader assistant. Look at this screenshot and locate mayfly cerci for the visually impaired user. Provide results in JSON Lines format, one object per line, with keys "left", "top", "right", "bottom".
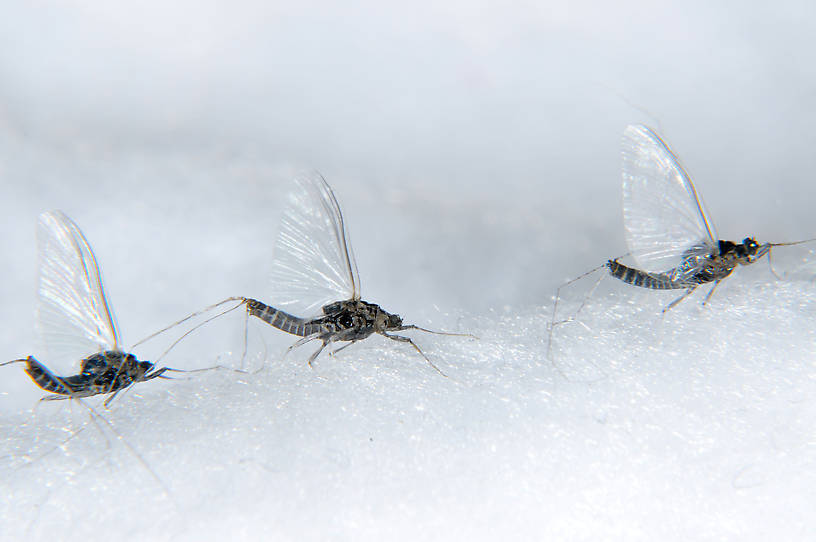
{"left": 549, "top": 125, "right": 814, "bottom": 352}
{"left": 2, "top": 211, "right": 193, "bottom": 406}
{"left": 162, "top": 172, "right": 473, "bottom": 376}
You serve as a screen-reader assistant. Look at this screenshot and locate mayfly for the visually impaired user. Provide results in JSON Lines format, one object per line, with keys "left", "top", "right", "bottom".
{"left": 2, "top": 211, "right": 187, "bottom": 406}
{"left": 549, "top": 125, "right": 815, "bottom": 353}
{"left": 161, "top": 172, "right": 473, "bottom": 376}
{"left": 610, "top": 124, "right": 814, "bottom": 308}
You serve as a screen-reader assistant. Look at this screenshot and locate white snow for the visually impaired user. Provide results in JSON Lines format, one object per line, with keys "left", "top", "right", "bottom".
{"left": 1, "top": 1, "right": 816, "bottom": 540}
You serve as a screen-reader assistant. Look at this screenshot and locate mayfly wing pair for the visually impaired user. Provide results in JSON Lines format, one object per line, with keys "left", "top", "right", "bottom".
{"left": 183, "top": 172, "right": 473, "bottom": 376}
{"left": 1, "top": 211, "right": 188, "bottom": 405}
{"left": 549, "top": 125, "right": 815, "bottom": 354}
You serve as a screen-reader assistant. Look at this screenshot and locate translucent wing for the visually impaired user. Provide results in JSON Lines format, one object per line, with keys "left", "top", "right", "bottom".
{"left": 36, "top": 211, "right": 120, "bottom": 366}
{"left": 268, "top": 171, "right": 361, "bottom": 315}
{"left": 621, "top": 124, "right": 718, "bottom": 274}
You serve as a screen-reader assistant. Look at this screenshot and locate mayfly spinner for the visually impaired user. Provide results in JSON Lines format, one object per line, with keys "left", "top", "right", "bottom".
{"left": 608, "top": 124, "right": 813, "bottom": 310}
{"left": 167, "top": 172, "right": 472, "bottom": 376}
{"left": 549, "top": 125, "right": 814, "bottom": 356}
{"left": 2, "top": 211, "right": 187, "bottom": 405}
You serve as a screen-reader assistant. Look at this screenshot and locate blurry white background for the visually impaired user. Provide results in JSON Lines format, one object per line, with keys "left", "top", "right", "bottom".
{"left": 1, "top": 1, "right": 815, "bottom": 540}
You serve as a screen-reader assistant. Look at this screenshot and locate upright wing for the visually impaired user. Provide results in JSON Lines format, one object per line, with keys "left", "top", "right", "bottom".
{"left": 268, "top": 171, "right": 361, "bottom": 316}
{"left": 621, "top": 124, "right": 718, "bottom": 274}
{"left": 36, "top": 211, "right": 120, "bottom": 367}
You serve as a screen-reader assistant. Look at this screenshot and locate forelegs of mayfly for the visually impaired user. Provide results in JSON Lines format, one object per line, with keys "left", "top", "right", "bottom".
{"left": 763, "top": 246, "right": 785, "bottom": 280}
{"left": 143, "top": 367, "right": 170, "bottom": 381}
{"left": 156, "top": 365, "right": 254, "bottom": 382}
{"left": 396, "top": 324, "right": 478, "bottom": 339}
{"left": 380, "top": 332, "right": 447, "bottom": 377}
{"left": 662, "top": 286, "right": 697, "bottom": 314}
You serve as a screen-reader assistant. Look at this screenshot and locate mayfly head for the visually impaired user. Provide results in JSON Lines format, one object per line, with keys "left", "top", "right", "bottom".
{"left": 741, "top": 237, "right": 760, "bottom": 256}
{"left": 376, "top": 309, "right": 403, "bottom": 331}
{"left": 383, "top": 311, "right": 402, "bottom": 329}
{"left": 135, "top": 360, "right": 157, "bottom": 380}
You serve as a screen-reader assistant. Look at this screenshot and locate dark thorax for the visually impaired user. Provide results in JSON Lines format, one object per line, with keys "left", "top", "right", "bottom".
{"left": 686, "top": 237, "right": 763, "bottom": 285}
{"left": 317, "top": 299, "right": 404, "bottom": 341}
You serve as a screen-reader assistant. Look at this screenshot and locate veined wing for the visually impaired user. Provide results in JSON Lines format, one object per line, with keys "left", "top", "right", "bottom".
{"left": 268, "top": 171, "right": 361, "bottom": 316}
{"left": 36, "top": 211, "right": 120, "bottom": 367}
{"left": 621, "top": 124, "right": 718, "bottom": 274}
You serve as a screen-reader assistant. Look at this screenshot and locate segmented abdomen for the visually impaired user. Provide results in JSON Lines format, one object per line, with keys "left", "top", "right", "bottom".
{"left": 23, "top": 358, "right": 72, "bottom": 395}
{"left": 606, "top": 260, "right": 684, "bottom": 290}
{"left": 245, "top": 298, "right": 323, "bottom": 337}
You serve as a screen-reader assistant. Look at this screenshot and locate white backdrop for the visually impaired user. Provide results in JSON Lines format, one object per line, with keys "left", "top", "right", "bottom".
{"left": 1, "top": 1, "right": 815, "bottom": 540}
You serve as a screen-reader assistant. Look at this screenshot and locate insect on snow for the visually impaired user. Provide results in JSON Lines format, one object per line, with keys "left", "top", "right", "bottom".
{"left": 1, "top": 211, "right": 198, "bottom": 405}
{"left": 0, "top": 210, "right": 216, "bottom": 503}
{"left": 548, "top": 125, "right": 815, "bottom": 355}
{"left": 163, "top": 172, "right": 474, "bottom": 376}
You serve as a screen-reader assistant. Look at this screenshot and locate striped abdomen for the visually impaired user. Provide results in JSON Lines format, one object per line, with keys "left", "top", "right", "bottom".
{"left": 245, "top": 298, "right": 324, "bottom": 337}
{"left": 606, "top": 260, "right": 685, "bottom": 290}
{"left": 23, "top": 358, "right": 72, "bottom": 395}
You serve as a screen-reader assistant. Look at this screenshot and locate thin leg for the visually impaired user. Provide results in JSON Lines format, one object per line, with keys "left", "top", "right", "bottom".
{"left": 40, "top": 394, "right": 69, "bottom": 403}
{"left": 329, "top": 341, "right": 358, "bottom": 357}
{"left": 764, "top": 247, "right": 784, "bottom": 280}
{"left": 103, "top": 389, "right": 123, "bottom": 408}
{"left": 142, "top": 367, "right": 170, "bottom": 380}
{"left": 381, "top": 332, "right": 447, "bottom": 377}
{"left": 307, "top": 341, "right": 329, "bottom": 368}
{"left": 284, "top": 333, "right": 323, "bottom": 360}
{"left": 663, "top": 287, "right": 697, "bottom": 313}
{"left": 701, "top": 280, "right": 722, "bottom": 306}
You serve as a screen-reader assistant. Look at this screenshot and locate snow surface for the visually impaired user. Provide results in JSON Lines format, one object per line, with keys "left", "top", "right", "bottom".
{"left": 2, "top": 1, "right": 816, "bottom": 540}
